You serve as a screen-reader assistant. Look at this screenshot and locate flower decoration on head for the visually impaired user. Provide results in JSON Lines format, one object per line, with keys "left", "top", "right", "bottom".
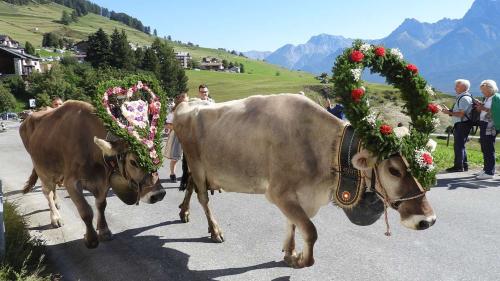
{"left": 93, "top": 75, "right": 167, "bottom": 173}
{"left": 406, "top": 64, "right": 419, "bottom": 74}
{"left": 350, "top": 50, "right": 364, "bottom": 62}
{"left": 374, "top": 47, "right": 385, "bottom": 57}
{"left": 331, "top": 40, "right": 437, "bottom": 189}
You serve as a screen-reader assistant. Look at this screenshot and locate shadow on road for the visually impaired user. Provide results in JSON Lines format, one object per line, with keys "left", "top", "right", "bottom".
{"left": 436, "top": 175, "right": 499, "bottom": 190}
{"left": 46, "top": 219, "right": 288, "bottom": 280}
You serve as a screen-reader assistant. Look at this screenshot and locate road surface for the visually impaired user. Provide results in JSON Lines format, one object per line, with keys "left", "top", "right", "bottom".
{"left": 0, "top": 121, "right": 499, "bottom": 281}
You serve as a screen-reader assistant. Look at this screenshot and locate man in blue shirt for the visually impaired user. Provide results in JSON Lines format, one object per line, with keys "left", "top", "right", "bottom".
{"left": 441, "top": 79, "right": 473, "bottom": 172}
{"left": 325, "top": 98, "right": 346, "bottom": 120}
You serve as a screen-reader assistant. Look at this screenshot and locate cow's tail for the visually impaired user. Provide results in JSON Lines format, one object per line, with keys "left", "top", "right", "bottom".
{"left": 22, "top": 168, "right": 38, "bottom": 194}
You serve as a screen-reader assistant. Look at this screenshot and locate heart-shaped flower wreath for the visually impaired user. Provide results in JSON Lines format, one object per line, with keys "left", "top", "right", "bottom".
{"left": 331, "top": 40, "right": 438, "bottom": 188}
{"left": 94, "top": 75, "right": 167, "bottom": 172}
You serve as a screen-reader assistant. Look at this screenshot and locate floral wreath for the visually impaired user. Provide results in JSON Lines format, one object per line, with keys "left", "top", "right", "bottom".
{"left": 331, "top": 40, "right": 438, "bottom": 189}
{"left": 93, "top": 75, "right": 167, "bottom": 173}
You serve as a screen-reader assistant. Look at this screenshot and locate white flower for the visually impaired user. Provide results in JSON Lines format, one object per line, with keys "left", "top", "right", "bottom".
{"left": 431, "top": 117, "right": 440, "bottom": 128}
{"left": 389, "top": 48, "right": 404, "bottom": 60}
{"left": 362, "top": 113, "right": 377, "bottom": 127}
{"left": 144, "top": 140, "right": 154, "bottom": 149}
{"left": 393, "top": 126, "right": 410, "bottom": 138}
{"left": 426, "top": 139, "right": 437, "bottom": 152}
{"left": 425, "top": 85, "right": 435, "bottom": 97}
{"left": 137, "top": 81, "right": 143, "bottom": 89}
{"left": 415, "top": 149, "right": 434, "bottom": 171}
{"left": 149, "top": 150, "right": 158, "bottom": 159}
{"left": 350, "top": 68, "right": 362, "bottom": 82}
{"left": 359, "top": 43, "right": 372, "bottom": 53}
{"left": 132, "top": 131, "right": 141, "bottom": 141}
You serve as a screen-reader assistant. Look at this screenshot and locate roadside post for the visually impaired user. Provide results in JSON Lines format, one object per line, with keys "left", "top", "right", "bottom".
{"left": 0, "top": 180, "right": 4, "bottom": 258}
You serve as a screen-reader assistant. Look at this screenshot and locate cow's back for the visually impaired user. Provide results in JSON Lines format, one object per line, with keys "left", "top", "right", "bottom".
{"left": 174, "top": 94, "right": 345, "bottom": 195}
{"left": 20, "top": 101, "right": 107, "bottom": 183}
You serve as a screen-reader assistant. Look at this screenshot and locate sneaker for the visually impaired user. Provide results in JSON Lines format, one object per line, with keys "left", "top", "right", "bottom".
{"left": 170, "top": 174, "right": 177, "bottom": 183}
{"left": 445, "top": 166, "right": 464, "bottom": 173}
{"left": 477, "top": 173, "right": 494, "bottom": 180}
{"left": 474, "top": 171, "right": 485, "bottom": 176}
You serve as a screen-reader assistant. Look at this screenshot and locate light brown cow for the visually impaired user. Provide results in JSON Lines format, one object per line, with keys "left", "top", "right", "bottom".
{"left": 174, "top": 94, "right": 436, "bottom": 268}
{"left": 20, "top": 101, "right": 166, "bottom": 248}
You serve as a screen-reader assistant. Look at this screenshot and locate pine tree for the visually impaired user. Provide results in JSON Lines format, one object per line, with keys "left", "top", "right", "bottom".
{"left": 24, "top": 41, "right": 36, "bottom": 55}
{"left": 153, "top": 29, "right": 157, "bottom": 37}
{"left": 71, "top": 10, "right": 78, "bottom": 22}
{"left": 109, "top": 29, "right": 132, "bottom": 69}
{"left": 61, "top": 10, "right": 72, "bottom": 25}
{"left": 142, "top": 48, "right": 159, "bottom": 73}
{"left": 150, "top": 38, "right": 188, "bottom": 95}
{"left": 86, "top": 28, "right": 111, "bottom": 68}
{"left": 134, "top": 47, "right": 145, "bottom": 69}
{"left": 239, "top": 63, "right": 245, "bottom": 73}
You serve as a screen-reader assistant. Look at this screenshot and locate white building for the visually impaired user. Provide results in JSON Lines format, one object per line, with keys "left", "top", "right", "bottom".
{"left": 0, "top": 46, "right": 42, "bottom": 76}
{"left": 175, "top": 52, "right": 191, "bottom": 69}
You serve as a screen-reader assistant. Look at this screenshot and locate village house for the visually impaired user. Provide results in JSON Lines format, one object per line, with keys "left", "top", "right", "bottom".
{"left": 0, "top": 35, "right": 20, "bottom": 48}
{"left": 175, "top": 52, "right": 191, "bottom": 69}
{"left": 200, "top": 56, "right": 224, "bottom": 71}
{"left": 0, "top": 36, "right": 41, "bottom": 77}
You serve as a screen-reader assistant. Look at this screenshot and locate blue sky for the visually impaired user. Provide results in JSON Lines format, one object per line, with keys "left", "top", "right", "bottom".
{"left": 91, "top": 0, "right": 475, "bottom": 52}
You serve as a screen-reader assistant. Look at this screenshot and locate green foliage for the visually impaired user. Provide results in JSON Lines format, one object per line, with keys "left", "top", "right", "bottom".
{"left": 239, "top": 63, "right": 245, "bottom": 73}
{"left": 0, "top": 85, "right": 17, "bottom": 112}
{"left": 93, "top": 74, "right": 167, "bottom": 172}
{"left": 24, "top": 41, "right": 36, "bottom": 56}
{"left": 142, "top": 48, "right": 159, "bottom": 73}
{"left": 1, "top": 75, "right": 28, "bottom": 101}
{"left": 60, "top": 10, "right": 72, "bottom": 25}
{"left": 86, "top": 28, "right": 111, "bottom": 68}
{"left": 41, "top": 32, "right": 62, "bottom": 48}
{"left": 151, "top": 38, "right": 188, "bottom": 96}
{"left": 110, "top": 29, "right": 133, "bottom": 70}
{"left": 331, "top": 40, "right": 437, "bottom": 188}
{"left": 1, "top": 202, "right": 51, "bottom": 280}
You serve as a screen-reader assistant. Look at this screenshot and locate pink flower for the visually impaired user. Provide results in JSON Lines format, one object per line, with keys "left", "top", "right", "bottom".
{"left": 350, "top": 50, "right": 364, "bottom": 62}
{"left": 422, "top": 153, "right": 433, "bottom": 165}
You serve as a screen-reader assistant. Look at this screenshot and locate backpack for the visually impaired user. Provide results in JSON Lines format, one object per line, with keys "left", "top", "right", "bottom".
{"left": 490, "top": 93, "right": 500, "bottom": 128}
{"left": 456, "top": 94, "right": 480, "bottom": 126}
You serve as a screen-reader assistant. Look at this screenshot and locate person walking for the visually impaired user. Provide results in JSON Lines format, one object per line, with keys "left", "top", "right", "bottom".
{"left": 164, "top": 92, "right": 188, "bottom": 182}
{"left": 441, "top": 79, "right": 473, "bottom": 172}
{"left": 475, "top": 80, "right": 499, "bottom": 179}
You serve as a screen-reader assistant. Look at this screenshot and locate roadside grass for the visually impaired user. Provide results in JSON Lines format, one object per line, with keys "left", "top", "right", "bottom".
{"left": 432, "top": 137, "right": 500, "bottom": 171}
{"left": 0, "top": 201, "right": 52, "bottom": 281}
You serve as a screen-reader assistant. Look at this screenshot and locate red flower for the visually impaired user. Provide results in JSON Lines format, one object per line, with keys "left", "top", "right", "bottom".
{"left": 422, "top": 153, "right": 433, "bottom": 165}
{"left": 380, "top": 124, "right": 393, "bottom": 135}
{"left": 427, "top": 103, "right": 439, "bottom": 114}
{"left": 374, "top": 47, "right": 385, "bottom": 57}
{"left": 406, "top": 64, "right": 418, "bottom": 74}
{"left": 350, "top": 50, "right": 364, "bottom": 62}
{"left": 351, "top": 88, "right": 365, "bottom": 102}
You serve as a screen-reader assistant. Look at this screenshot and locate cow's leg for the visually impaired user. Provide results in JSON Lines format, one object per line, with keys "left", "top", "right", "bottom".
{"left": 41, "top": 182, "right": 63, "bottom": 227}
{"left": 178, "top": 176, "right": 194, "bottom": 223}
{"left": 196, "top": 189, "right": 224, "bottom": 242}
{"left": 66, "top": 179, "right": 99, "bottom": 249}
{"left": 282, "top": 221, "right": 297, "bottom": 263}
{"left": 96, "top": 188, "right": 112, "bottom": 241}
{"left": 53, "top": 189, "right": 61, "bottom": 210}
{"left": 270, "top": 193, "right": 317, "bottom": 268}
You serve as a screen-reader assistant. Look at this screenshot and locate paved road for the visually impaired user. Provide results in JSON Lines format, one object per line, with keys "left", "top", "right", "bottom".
{"left": 1, "top": 123, "right": 500, "bottom": 281}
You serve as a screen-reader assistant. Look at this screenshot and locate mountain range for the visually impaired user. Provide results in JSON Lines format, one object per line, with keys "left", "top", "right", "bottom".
{"left": 248, "top": 0, "right": 500, "bottom": 93}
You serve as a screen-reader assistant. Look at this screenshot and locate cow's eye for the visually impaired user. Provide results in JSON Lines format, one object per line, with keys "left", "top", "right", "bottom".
{"left": 389, "top": 167, "right": 402, "bottom": 177}
{"left": 130, "top": 160, "right": 138, "bottom": 167}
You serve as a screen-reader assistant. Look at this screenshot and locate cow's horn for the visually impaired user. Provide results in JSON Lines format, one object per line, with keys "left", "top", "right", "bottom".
{"left": 94, "top": 137, "right": 118, "bottom": 156}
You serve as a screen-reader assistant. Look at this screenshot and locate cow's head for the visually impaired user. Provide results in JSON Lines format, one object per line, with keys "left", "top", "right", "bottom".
{"left": 352, "top": 149, "right": 436, "bottom": 230}
{"left": 94, "top": 137, "right": 166, "bottom": 204}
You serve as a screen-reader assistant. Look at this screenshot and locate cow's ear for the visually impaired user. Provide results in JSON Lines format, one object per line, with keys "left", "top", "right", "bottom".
{"left": 352, "top": 149, "right": 377, "bottom": 171}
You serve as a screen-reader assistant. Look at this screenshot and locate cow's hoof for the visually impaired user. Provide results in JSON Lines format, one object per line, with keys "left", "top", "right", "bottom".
{"left": 179, "top": 211, "right": 190, "bottom": 223}
{"left": 98, "top": 229, "right": 113, "bottom": 241}
{"left": 284, "top": 252, "right": 314, "bottom": 268}
{"left": 84, "top": 234, "right": 99, "bottom": 249}
{"left": 210, "top": 232, "right": 224, "bottom": 243}
{"left": 51, "top": 218, "right": 63, "bottom": 228}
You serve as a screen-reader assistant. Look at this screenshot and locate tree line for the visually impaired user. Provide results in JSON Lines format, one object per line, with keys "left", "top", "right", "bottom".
{"left": 5, "top": 0, "right": 152, "bottom": 35}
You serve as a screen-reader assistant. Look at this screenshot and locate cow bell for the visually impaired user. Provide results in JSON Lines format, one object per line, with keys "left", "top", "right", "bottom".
{"left": 342, "top": 191, "right": 384, "bottom": 226}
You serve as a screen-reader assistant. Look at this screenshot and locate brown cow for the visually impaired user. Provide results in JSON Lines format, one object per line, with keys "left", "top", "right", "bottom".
{"left": 20, "top": 101, "right": 166, "bottom": 248}
{"left": 174, "top": 94, "right": 436, "bottom": 268}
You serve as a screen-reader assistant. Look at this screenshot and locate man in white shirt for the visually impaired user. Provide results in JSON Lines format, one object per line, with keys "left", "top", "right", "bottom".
{"left": 441, "top": 79, "right": 473, "bottom": 172}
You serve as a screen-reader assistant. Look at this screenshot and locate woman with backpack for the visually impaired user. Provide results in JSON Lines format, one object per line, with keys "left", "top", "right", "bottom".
{"left": 475, "top": 80, "right": 499, "bottom": 179}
